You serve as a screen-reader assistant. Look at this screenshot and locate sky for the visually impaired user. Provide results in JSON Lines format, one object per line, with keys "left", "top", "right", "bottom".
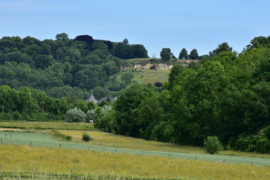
{"left": 1, "top": 0, "right": 270, "bottom": 57}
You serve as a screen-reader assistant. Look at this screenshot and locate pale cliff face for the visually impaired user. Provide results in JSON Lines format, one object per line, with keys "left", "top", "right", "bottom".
{"left": 134, "top": 63, "right": 173, "bottom": 70}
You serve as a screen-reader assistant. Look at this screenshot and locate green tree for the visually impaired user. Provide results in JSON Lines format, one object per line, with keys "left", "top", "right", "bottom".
{"left": 167, "top": 64, "right": 185, "bottom": 90}
{"left": 26, "top": 44, "right": 42, "bottom": 58}
{"left": 121, "top": 72, "right": 134, "bottom": 84}
{"left": 137, "top": 97, "right": 164, "bottom": 139}
{"left": 115, "top": 83, "right": 157, "bottom": 137}
{"left": 171, "top": 61, "right": 227, "bottom": 145}
{"left": 210, "top": 42, "right": 232, "bottom": 56}
{"left": 123, "top": 39, "right": 129, "bottom": 45}
{"left": 113, "top": 43, "right": 133, "bottom": 59}
{"left": 35, "top": 55, "right": 50, "bottom": 69}
{"left": 65, "top": 107, "right": 86, "bottom": 122}
{"left": 160, "top": 48, "right": 171, "bottom": 61}
{"left": 56, "top": 33, "right": 69, "bottom": 41}
{"left": 93, "top": 107, "right": 105, "bottom": 128}
{"left": 189, "top": 49, "right": 198, "bottom": 60}
{"left": 179, "top": 48, "right": 188, "bottom": 59}
{"left": 132, "top": 45, "right": 148, "bottom": 58}
{"left": 93, "top": 87, "right": 110, "bottom": 100}
{"left": 91, "top": 41, "right": 108, "bottom": 51}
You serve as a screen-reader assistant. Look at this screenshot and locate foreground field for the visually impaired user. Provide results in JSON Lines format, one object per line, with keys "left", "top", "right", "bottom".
{"left": 0, "top": 121, "right": 95, "bottom": 130}
{"left": 1, "top": 122, "right": 270, "bottom": 160}
{"left": 0, "top": 144, "right": 269, "bottom": 180}
{"left": 1, "top": 131, "right": 270, "bottom": 166}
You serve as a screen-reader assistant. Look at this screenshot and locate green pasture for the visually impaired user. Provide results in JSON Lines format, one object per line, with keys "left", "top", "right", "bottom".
{"left": 0, "top": 122, "right": 95, "bottom": 130}
{"left": 0, "top": 131, "right": 269, "bottom": 166}
{"left": 132, "top": 69, "right": 170, "bottom": 84}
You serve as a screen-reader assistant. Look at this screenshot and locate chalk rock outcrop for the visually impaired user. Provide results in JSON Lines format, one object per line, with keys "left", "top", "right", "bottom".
{"left": 134, "top": 63, "right": 173, "bottom": 70}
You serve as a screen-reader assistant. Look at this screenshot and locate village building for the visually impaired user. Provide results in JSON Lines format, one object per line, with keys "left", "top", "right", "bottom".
{"left": 85, "top": 91, "right": 117, "bottom": 104}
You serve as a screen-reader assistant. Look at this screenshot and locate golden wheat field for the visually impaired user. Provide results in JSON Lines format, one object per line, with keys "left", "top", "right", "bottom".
{"left": 0, "top": 144, "right": 269, "bottom": 180}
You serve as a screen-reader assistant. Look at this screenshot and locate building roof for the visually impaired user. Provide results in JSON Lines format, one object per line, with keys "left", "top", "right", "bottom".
{"left": 98, "top": 97, "right": 117, "bottom": 102}
{"left": 85, "top": 91, "right": 98, "bottom": 103}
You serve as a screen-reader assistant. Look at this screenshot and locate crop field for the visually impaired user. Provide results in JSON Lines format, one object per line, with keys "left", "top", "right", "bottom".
{"left": 0, "top": 121, "right": 95, "bottom": 130}
{"left": 1, "top": 144, "right": 270, "bottom": 180}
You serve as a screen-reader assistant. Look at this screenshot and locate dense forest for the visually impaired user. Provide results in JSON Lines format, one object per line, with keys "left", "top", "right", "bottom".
{"left": 0, "top": 33, "right": 148, "bottom": 100}
{"left": 94, "top": 36, "right": 270, "bottom": 153}
{"left": 0, "top": 33, "right": 148, "bottom": 120}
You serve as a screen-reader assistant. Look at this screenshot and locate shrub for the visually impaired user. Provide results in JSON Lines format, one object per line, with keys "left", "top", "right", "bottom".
{"left": 102, "top": 105, "right": 112, "bottom": 114}
{"left": 264, "top": 126, "right": 270, "bottom": 140}
{"left": 235, "top": 134, "right": 257, "bottom": 152}
{"left": 65, "top": 107, "right": 86, "bottom": 123}
{"left": 82, "top": 133, "right": 91, "bottom": 142}
{"left": 204, "top": 136, "right": 223, "bottom": 154}
{"left": 64, "top": 135, "right": 72, "bottom": 141}
{"left": 226, "top": 144, "right": 231, "bottom": 151}
{"left": 257, "top": 138, "right": 270, "bottom": 153}
{"left": 85, "top": 109, "right": 96, "bottom": 122}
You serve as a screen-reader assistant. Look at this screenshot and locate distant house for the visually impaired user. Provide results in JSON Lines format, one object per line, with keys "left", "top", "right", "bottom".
{"left": 85, "top": 91, "right": 117, "bottom": 104}
{"left": 85, "top": 91, "right": 98, "bottom": 104}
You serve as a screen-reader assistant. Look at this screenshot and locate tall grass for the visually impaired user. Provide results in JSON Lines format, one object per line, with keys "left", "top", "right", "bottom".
{"left": 0, "top": 144, "right": 269, "bottom": 180}
{"left": 0, "top": 122, "right": 95, "bottom": 130}
{"left": 60, "top": 130, "right": 270, "bottom": 159}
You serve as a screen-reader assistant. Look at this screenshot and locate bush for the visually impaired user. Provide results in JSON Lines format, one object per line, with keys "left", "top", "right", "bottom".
{"left": 65, "top": 107, "right": 86, "bottom": 123}
{"left": 226, "top": 144, "right": 231, "bottom": 150}
{"left": 64, "top": 135, "right": 72, "bottom": 141}
{"left": 256, "top": 138, "right": 270, "bottom": 153}
{"left": 102, "top": 105, "right": 112, "bottom": 114}
{"left": 204, "top": 136, "right": 223, "bottom": 154}
{"left": 85, "top": 109, "right": 96, "bottom": 122}
{"left": 264, "top": 126, "right": 270, "bottom": 140}
{"left": 82, "top": 133, "right": 91, "bottom": 142}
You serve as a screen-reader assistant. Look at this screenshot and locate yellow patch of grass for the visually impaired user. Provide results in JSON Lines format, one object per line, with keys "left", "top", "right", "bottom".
{"left": 0, "top": 144, "right": 269, "bottom": 180}
{"left": 60, "top": 130, "right": 270, "bottom": 159}
{"left": 60, "top": 130, "right": 204, "bottom": 153}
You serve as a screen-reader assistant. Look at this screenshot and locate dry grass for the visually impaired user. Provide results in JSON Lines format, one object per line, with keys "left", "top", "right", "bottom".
{"left": 60, "top": 130, "right": 205, "bottom": 154}
{"left": 60, "top": 130, "right": 270, "bottom": 159}
{"left": 0, "top": 144, "right": 269, "bottom": 180}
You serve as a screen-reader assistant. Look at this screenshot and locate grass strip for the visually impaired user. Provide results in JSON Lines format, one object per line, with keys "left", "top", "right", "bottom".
{"left": 0, "top": 171, "right": 185, "bottom": 180}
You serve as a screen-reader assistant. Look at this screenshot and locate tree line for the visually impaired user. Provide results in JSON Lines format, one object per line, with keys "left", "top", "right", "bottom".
{"left": 160, "top": 47, "right": 200, "bottom": 61}
{"left": 94, "top": 35, "right": 270, "bottom": 153}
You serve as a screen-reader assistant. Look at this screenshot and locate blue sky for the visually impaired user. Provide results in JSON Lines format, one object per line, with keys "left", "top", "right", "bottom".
{"left": 1, "top": 0, "right": 269, "bottom": 57}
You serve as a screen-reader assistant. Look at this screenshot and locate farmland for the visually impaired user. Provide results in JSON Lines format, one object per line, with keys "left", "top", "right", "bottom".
{"left": 0, "top": 130, "right": 270, "bottom": 166}
{"left": 1, "top": 144, "right": 270, "bottom": 180}
{"left": 1, "top": 123, "right": 270, "bottom": 179}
